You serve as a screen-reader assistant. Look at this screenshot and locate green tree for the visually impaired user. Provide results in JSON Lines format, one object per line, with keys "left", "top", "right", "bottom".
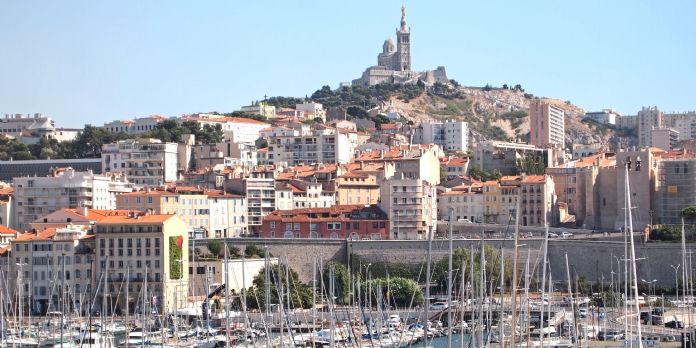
{"left": 207, "top": 240, "right": 222, "bottom": 257}
{"left": 432, "top": 245, "right": 512, "bottom": 290}
{"left": 246, "top": 264, "right": 314, "bottom": 309}
{"left": 362, "top": 277, "right": 423, "bottom": 307}
{"left": 322, "top": 262, "right": 350, "bottom": 305}
{"left": 227, "top": 245, "right": 241, "bottom": 258}
{"left": 244, "top": 244, "right": 265, "bottom": 258}
{"left": 516, "top": 152, "right": 547, "bottom": 175}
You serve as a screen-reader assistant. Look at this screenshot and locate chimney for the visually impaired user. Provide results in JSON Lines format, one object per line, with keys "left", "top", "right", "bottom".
{"left": 80, "top": 206, "right": 88, "bottom": 217}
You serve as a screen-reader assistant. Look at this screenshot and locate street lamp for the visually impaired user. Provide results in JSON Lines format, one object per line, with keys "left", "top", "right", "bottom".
{"left": 671, "top": 264, "right": 681, "bottom": 305}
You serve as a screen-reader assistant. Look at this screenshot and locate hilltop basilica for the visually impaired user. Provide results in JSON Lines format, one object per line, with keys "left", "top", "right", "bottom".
{"left": 352, "top": 6, "right": 449, "bottom": 87}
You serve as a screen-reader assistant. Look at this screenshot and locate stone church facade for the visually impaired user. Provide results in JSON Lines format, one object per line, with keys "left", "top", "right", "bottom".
{"left": 352, "top": 6, "right": 449, "bottom": 87}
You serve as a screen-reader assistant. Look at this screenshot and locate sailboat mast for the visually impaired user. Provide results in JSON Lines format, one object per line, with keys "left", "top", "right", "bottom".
{"left": 624, "top": 163, "right": 643, "bottom": 347}
{"left": 125, "top": 266, "right": 129, "bottom": 348}
{"left": 447, "top": 209, "right": 454, "bottom": 348}
{"left": 540, "top": 223, "right": 549, "bottom": 348}
{"left": 499, "top": 249, "right": 505, "bottom": 348}
{"left": 224, "top": 240, "right": 230, "bottom": 348}
{"left": 510, "top": 193, "right": 521, "bottom": 348}
{"left": 424, "top": 219, "right": 433, "bottom": 348}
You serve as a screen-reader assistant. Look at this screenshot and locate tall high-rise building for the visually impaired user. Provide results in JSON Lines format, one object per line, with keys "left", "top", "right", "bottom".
{"left": 637, "top": 106, "right": 663, "bottom": 147}
{"left": 529, "top": 99, "right": 565, "bottom": 148}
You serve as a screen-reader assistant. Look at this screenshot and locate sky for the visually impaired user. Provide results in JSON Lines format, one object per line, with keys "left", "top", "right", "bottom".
{"left": 1, "top": 1, "right": 695, "bottom": 128}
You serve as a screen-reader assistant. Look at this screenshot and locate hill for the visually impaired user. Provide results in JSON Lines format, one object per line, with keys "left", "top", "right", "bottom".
{"left": 271, "top": 83, "right": 632, "bottom": 149}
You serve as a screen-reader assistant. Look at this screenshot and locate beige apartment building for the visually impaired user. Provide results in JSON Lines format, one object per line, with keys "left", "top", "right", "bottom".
{"left": 335, "top": 172, "right": 380, "bottom": 205}
{"left": 93, "top": 213, "right": 188, "bottom": 313}
{"left": 529, "top": 99, "right": 565, "bottom": 148}
{"left": 378, "top": 177, "right": 436, "bottom": 240}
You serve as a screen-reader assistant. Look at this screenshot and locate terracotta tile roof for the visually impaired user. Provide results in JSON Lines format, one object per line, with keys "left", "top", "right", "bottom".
{"left": 445, "top": 157, "right": 469, "bottom": 166}
{"left": 0, "top": 225, "right": 18, "bottom": 235}
{"left": 522, "top": 175, "right": 546, "bottom": 184}
{"left": 61, "top": 209, "right": 137, "bottom": 222}
{"left": 0, "top": 245, "right": 9, "bottom": 255}
{"left": 381, "top": 123, "right": 398, "bottom": 130}
{"left": 96, "top": 214, "right": 175, "bottom": 225}
{"left": 14, "top": 228, "right": 58, "bottom": 242}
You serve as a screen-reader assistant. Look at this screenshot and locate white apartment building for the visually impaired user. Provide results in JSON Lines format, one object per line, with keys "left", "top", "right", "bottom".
{"left": 101, "top": 138, "right": 179, "bottom": 186}
{"left": 585, "top": 109, "right": 620, "bottom": 125}
{"left": 103, "top": 115, "right": 168, "bottom": 134}
{"left": 0, "top": 113, "right": 54, "bottom": 137}
{"left": 295, "top": 102, "right": 327, "bottom": 122}
{"left": 438, "top": 184, "right": 484, "bottom": 223}
{"left": 116, "top": 187, "right": 247, "bottom": 239}
{"left": 275, "top": 180, "right": 335, "bottom": 210}
{"left": 180, "top": 114, "right": 270, "bottom": 144}
{"left": 262, "top": 125, "right": 357, "bottom": 165}
{"left": 414, "top": 121, "right": 469, "bottom": 152}
{"left": 12, "top": 168, "right": 132, "bottom": 231}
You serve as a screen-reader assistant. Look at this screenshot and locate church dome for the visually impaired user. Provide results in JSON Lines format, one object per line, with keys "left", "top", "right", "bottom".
{"left": 382, "top": 37, "right": 395, "bottom": 53}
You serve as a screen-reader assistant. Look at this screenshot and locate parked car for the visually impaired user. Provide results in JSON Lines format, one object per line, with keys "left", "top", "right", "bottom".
{"left": 578, "top": 308, "right": 588, "bottom": 318}
{"left": 561, "top": 231, "right": 573, "bottom": 238}
{"left": 429, "top": 302, "right": 448, "bottom": 311}
{"left": 548, "top": 232, "right": 559, "bottom": 238}
{"left": 598, "top": 330, "right": 625, "bottom": 341}
{"left": 665, "top": 320, "right": 684, "bottom": 329}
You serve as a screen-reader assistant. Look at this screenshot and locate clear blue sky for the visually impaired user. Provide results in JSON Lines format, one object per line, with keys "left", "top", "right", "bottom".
{"left": 1, "top": 1, "right": 694, "bottom": 128}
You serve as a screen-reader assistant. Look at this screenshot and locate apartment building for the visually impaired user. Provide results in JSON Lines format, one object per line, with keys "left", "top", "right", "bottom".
{"left": 0, "top": 183, "right": 12, "bottom": 228}
{"left": 260, "top": 205, "right": 389, "bottom": 240}
{"left": 355, "top": 145, "right": 442, "bottom": 185}
{"left": 93, "top": 213, "right": 188, "bottom": 313}
{"left": 585, "top": 109, "right": 620, "bottom": 125}
{"left": 529, "top": 99, "right": 565, "bottom": 147}
{"left": 275, "top": 180, "right": 335, "bottom": 210}
{"left": 651, "top": 128, "right": 679, "bottom": 150}
{"left": 12, "top": 168, "right": 132, "bottom": 231}
{"left": 180, "top": 114, "right": 270, "bottom": 144}
{"left": 472, "top": 140, "right": 554, "bottom": 176}
{"left": 414, "top": 120, "right": 469, "bottom": 152}
{"left": 0, "top": 113, "right": 54, "bottom": 137}
{"left": 378, "top": 177, "right": 436, "bottom": 240}
{"left": 519, "top": 175, "right": 555, "bottom": 227}
{"left": 103, "top": 115, "right": 168, "bottom": 135}
{"left": 295, "top": 101, "right": 327, "bottom": 122}
{"left": 334, "top": 172, "right": 380, "bottom": 205}
{"left": 239, "top": 102, "right": 276, "bottom": 118}
{"left": 224, "top": 167, "right": 277, "bottom": 234}
{"left": 101, "top": 138, "right": 179, "bottom": 186}
{"left": 262, "top": 124, "right": 358, "bottom": 165}
{"left": 437, "top": 183, "right": 484, "bottom": 223}
{"left": 441, "top": 157, "right": 470, "bottom": 181}
{"left": 637, "top": 106, "right": 663, "bottom": 147}
{"left": 116, "top": 186, "right": 247, "bottom": 238}
{"left": 481, "top": 180, "right": 517, "bottom": 225}
{"left": 8, "top": 226, "right": 96, "bottom": 315}
{"left": 656, "top": 152, "right": 696, "bottom": 225}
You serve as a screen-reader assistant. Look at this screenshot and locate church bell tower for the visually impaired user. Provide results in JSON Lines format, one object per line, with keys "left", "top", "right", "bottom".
{"left": 395, "top": 5, "right": 411, "bottom": 71}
